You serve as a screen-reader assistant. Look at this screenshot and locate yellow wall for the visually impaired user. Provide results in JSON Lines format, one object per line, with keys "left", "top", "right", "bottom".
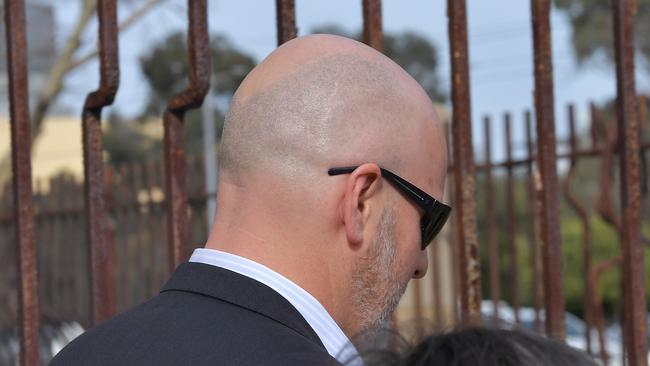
{"left": 0, "top": 116, "right": 83, "bottom": 188}
{"left": 0, "top": 116, "right": 165, "bottom": 190}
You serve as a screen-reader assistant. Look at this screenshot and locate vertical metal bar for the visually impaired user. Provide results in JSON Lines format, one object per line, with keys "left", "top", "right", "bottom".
{"left": 591, "top": 256, "right": 622, "bottom": 365}
{"left": 530, "top": 0, "right": 565, "bottom": 340}
{"left": 82, "top": 0, "right": 119, "bottom": 325}
{"left": 483, "top": 116, "right": 500, "bottom": 325}
{"left": 591, "top": 103, "right": 624, "bottom": 365}
{"left": 74, "top": 179, "right": 88, "bottom": 322}
{"left": 154, "top": 160, "right": 167, "bottom": 285}
{"left": 131, "top": 164, "right": 146, "bottom": 303}
{"left": 504, "top": 112, "right": 520, "bottom": 324}
{"left": 447, "top": 0, "right": 481, "bottom": 323}
{"left": 102, "top": 166, "right": 116, "bottom": 323}
{"left": 592, "top": 102, "right": 626, "bottom": 366}
{"left": 4, "top": 0, "right": 40, "bottom": 364}
{"left": 611, "top": 0, "right": 648, "bottom": 364}
{"left": 594, "top": 105, "right": 622, "bottom": 232}
{"left": 275, "top": 0, "right": 296, "bottom": 46}
{"left": 142, "top": 162, "right": 156, "bottom": 295}
{"left": 62, "top": 177, "right": 76, "bottom": 319}
{"left": 52, "top": 178, "right": 65, "bottom": 320}
{"left": 124, "top": 163, "right": 139, "bottom": 308}
{"left": 164, "top": 0, "right": 211, "bottom": 272}
{"left": 362, "top": 0, "right": 383, "bottom": 52}
{"left": 525, "top": 110, "right": 543, "bottom": 333}
{"left": 563, "top": 104, "right": 594, "bottom": 354}
{"left": 116, "top": 164, "right": 130, "bottom": 310}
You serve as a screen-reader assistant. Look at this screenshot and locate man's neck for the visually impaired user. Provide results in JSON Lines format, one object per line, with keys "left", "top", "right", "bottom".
{"left": 204, "top": 237, "right": 354, "bottom": 338}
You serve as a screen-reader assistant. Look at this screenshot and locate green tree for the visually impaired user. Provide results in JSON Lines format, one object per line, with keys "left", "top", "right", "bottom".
{"left": 476, "top": 171, "right": 650, "bottom": 319}
{"left": 104, "top": 32, "right": 256, "bottom": 162}
{"left": 139, "top": 31, "right": 257, "bottom": 117}
{"left": 554, "top": 0, "right": 650, "bottom": 74}
{"left": 103, "top": 114, "right": 157, "bottom": 164}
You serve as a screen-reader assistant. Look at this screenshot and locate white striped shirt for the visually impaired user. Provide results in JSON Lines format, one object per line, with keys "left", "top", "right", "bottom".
{"left": 189, "top": 248, "right": 361, "bottom": 365}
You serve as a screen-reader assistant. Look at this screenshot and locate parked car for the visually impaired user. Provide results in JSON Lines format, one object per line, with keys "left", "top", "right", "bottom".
{"left": 480, "top": 300, "right": 516, "bottom": 325}
{"left": 480, "top": 301, "right": 650, "bottom": 366}
{"left": 519, "top": 310, "right": 620, "bottom": 358}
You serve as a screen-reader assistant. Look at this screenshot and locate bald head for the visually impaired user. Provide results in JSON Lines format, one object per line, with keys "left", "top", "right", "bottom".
{"left": 208, "top": 35, "right": 448, "bottom": 338}
{"left": 219, "top": 34, "right": 445, "bottom": 187}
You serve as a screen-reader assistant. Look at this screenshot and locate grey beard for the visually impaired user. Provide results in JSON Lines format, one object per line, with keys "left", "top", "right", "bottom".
{"left": 351, "top": 207, "right": 409, "bottom": 335}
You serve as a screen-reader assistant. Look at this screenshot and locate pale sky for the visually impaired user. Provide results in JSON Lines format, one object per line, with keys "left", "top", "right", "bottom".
{"left": 46, "top": 0, "right": 650, "bottom": 163}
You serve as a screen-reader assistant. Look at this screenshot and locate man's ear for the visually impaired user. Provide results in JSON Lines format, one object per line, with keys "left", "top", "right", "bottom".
{"left": 342, "top": 163, "right": 383, "bottom": 248}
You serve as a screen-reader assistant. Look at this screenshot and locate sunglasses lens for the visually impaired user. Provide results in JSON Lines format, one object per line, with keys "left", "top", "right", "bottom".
{"left": 420, "top": 214, "right": 435, "bottom": 250}
{"left": 420, "top": 206, "right": 451, "bottom": 250}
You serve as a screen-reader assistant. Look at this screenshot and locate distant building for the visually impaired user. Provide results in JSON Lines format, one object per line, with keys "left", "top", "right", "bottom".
{"left": 0, "top": 116, "right": 83, "bottom": 188}
{"left": 0, "top": 2, "right": 56, "bottom": 115}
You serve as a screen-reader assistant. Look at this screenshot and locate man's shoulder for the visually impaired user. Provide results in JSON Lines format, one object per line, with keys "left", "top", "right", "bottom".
{"left": 51, "top": 287, "right": 332, "bottom": 365}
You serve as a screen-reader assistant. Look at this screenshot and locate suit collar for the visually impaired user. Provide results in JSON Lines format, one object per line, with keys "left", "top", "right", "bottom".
{"left": 161, "top": 262, "right": 325, "bottom": 349}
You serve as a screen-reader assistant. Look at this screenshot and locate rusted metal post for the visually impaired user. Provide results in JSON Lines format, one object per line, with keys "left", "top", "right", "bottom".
{"left": 130, "top": 164, "right": 146, "bottom": 302}
{"left": 164, "top": 0, "right": 211, "bottom": 272}
{"left": 590, "top": 255, "right": 622, "bottom": 365}
{"left": 525, "top": 110, "right": 543, "bottom": 333}
{"left": 611, "top": 0, "right": 648, "bottom": 364}
{"left": 563, "top": 104, "right": 594, "bottom": 354}
{"left": 275, "top": 0, "right": 296, "bottom": 46}
{"left": 102, "top": 166, "right": 116, "bottom": 319}
{"left": 362, "top": 0, "right": 383, "bottom": 52}
{"left": 593, "top": 104, "right": 622, "bottom": 232}
{"left": 4, "top": 0, "right": 40, "bottom": 364}
{"left": 82, "top": 0, "right": 119, "bottom": 325}
{"left": 483, "top": 116, "right": 500, "bottom": 326}
{"left": 504, "top": 112, "right": 520, "bottom": 324}
{"left": 447, "top": 0, "right": 481, "bottom": 323}
{"left": 147, "top": 161, "right": 164, "bottom": 291}
{"left": 530, "top": 0, "right": 565, "bottom": 340}
{"left": 591, "top": 103, "right": 624, "bottom": 365}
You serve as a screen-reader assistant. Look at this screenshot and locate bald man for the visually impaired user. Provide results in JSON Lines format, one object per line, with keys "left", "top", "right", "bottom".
{"left": 51, "top": 34, "right": 450, "bottom": 366}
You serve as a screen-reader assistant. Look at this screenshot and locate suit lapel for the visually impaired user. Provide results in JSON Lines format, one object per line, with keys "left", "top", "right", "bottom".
{"left": 161, "top": 262, "right": 326, "bottom": 349}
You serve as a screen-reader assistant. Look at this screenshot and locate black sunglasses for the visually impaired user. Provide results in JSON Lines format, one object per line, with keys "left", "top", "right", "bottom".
{"left": 328, "top": 166, "right": 451, "bottom": 250}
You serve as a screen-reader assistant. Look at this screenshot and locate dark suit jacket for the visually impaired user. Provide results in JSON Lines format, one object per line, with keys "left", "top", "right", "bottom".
{"left": 50, "top": 262, "right": 341, "bottom": 365}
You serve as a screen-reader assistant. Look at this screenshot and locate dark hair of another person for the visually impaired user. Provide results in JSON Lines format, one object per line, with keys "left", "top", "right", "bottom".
{"left": 351, "top": 327, "right": 598, "bottom": 366}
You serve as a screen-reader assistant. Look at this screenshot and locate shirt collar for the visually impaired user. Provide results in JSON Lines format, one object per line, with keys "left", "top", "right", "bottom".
{"left": 189, "top": 248, "right": 361, "bottom": 364}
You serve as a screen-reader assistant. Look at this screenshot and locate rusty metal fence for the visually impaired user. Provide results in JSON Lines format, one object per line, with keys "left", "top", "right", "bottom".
{"left": 0, "top": 157, "right": 210, "bottom": 329}
{"left": 2, "top": 0, "right": 649, "bottom": 365}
